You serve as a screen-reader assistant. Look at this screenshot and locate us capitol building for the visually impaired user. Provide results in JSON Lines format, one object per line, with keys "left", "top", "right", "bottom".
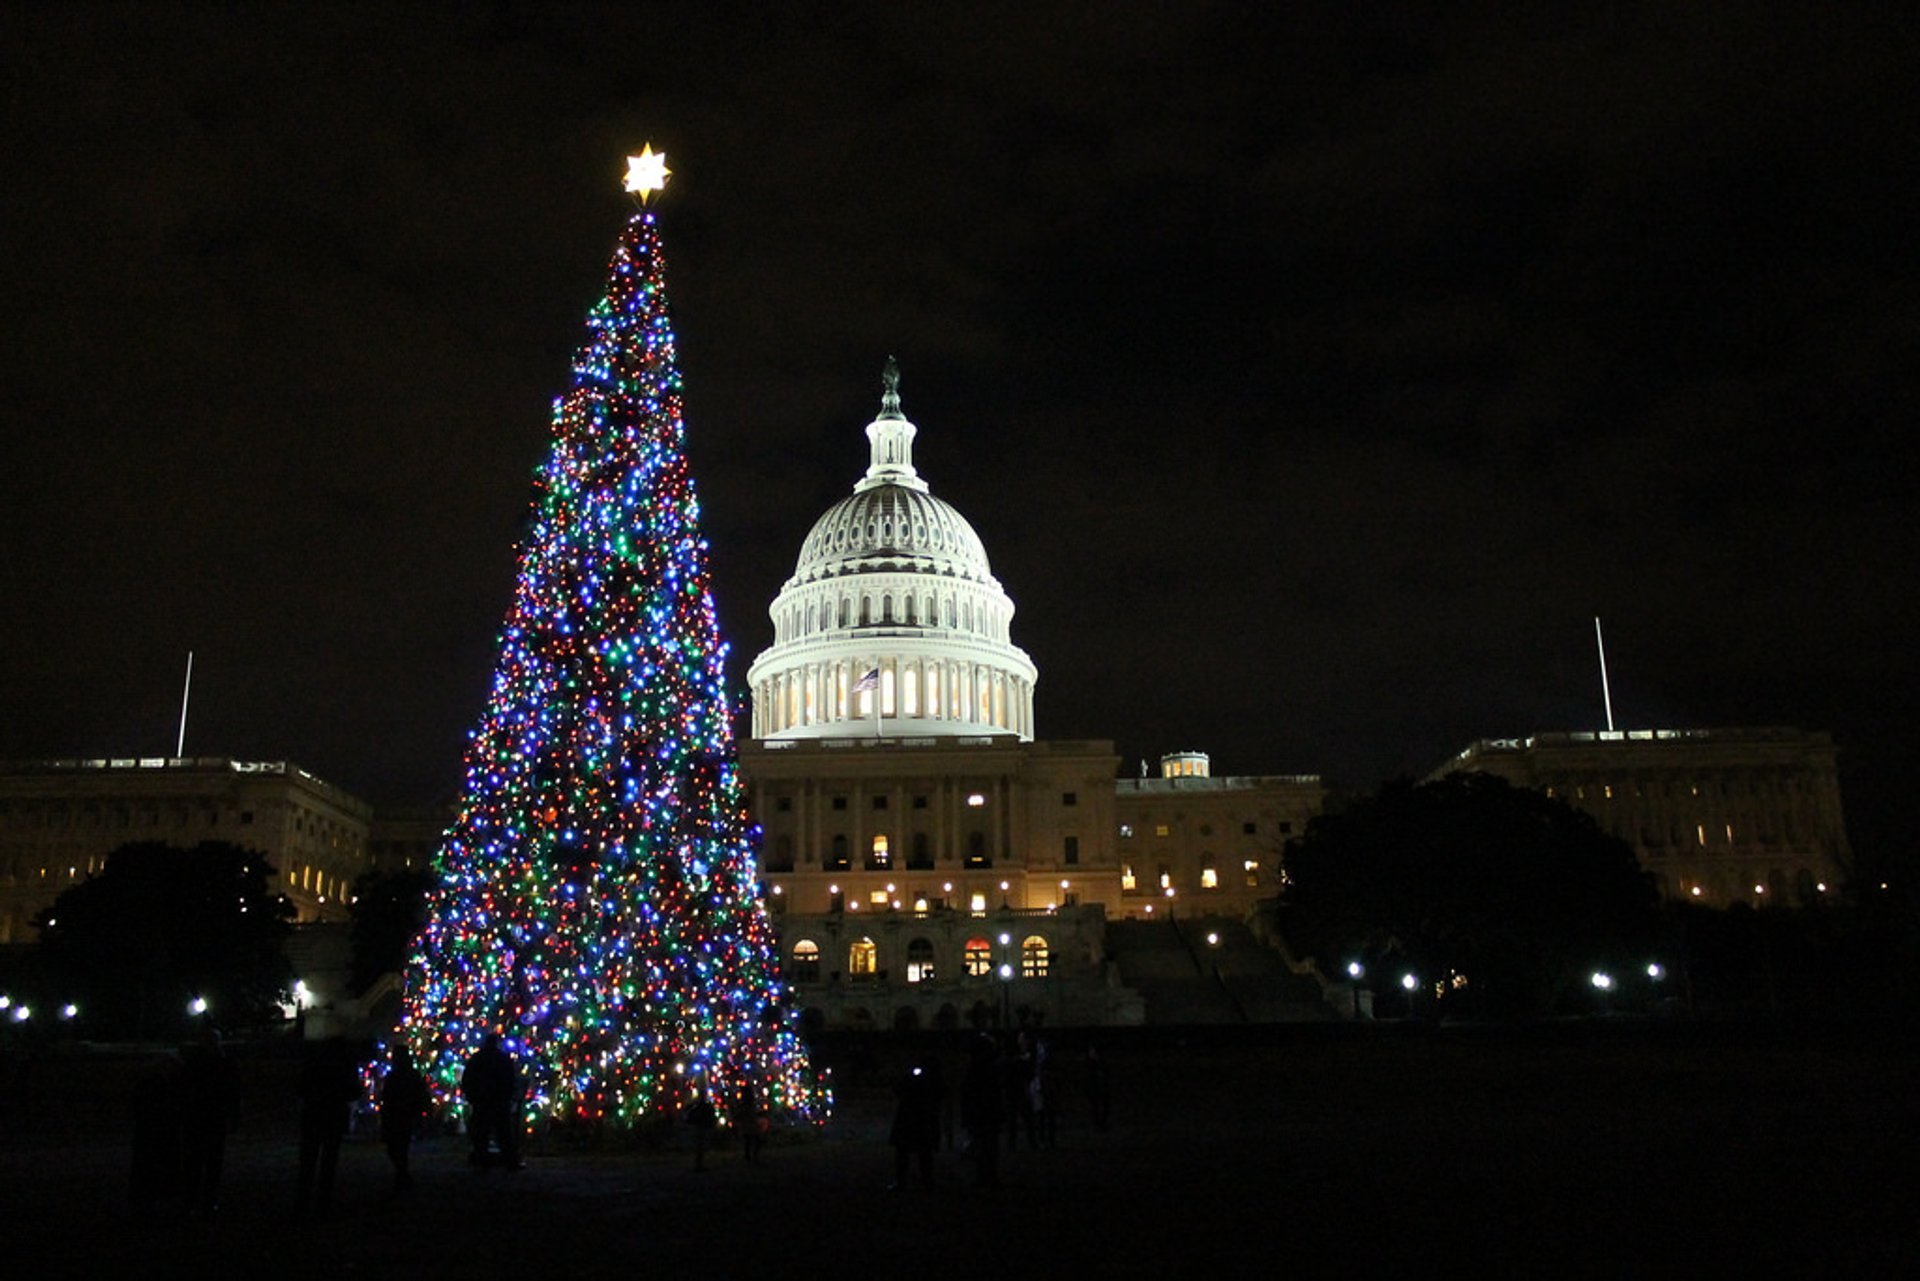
{"left": 739, "top": 363, "right": 1324, "bottom": 1028}
{"left": 0, "top": 365, "right": 1856, "bottom": 1028}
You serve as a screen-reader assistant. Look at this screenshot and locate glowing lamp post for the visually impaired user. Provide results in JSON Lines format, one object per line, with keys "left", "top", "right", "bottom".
{"left": 1400, "top": 972, "right": 1418, "bottom": 1019}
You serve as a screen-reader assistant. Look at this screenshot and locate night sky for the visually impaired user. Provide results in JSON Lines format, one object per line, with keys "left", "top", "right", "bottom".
{"left": 3, "top": 5, "right": 1914, "bottom": 860}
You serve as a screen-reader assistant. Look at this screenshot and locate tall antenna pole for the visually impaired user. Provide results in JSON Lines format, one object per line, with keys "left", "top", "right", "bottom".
{"left": 1593, "top": 618, "right": 1615, "bottom": 733}
{"left": 176, "top": 650, "right": 194, "bottom": 757}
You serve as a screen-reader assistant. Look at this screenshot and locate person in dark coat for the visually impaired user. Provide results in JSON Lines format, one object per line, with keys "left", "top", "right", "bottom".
{"left": 959, "top": 1034, "right": 1002, "bottom": 1188}
{"left": 129, "top": 1051, "right": 184, "bottom": 1218}
{"left": 178, "top": 1025, "right": 238, "bottom": 1215}
{"left": 732, "top": 1077, "right": 768, "bottom": 1162}
{"left": 461, "top": 1033, "right": 522, "bottom": 1171}
{"left": 686, "top": 1085, "right": 718, "bottom": 1170}
{"left": 379, "top": 1043, "right": 431, "bottom": 1192}
{"left": 294, "top": 1037, "right": 363, "bottom": 1218}
{"left": 888, "top": 1055, "right": 943, "bottom": 1189}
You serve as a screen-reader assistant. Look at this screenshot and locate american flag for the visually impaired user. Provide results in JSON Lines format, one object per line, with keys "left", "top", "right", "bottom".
{"left": 852, "top": 667, "right": 880, "bottom": 693}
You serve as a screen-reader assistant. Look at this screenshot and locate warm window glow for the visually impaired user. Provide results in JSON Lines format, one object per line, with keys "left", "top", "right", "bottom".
{"left": 907, "top": 938, "right": 935, "bottom": 983}
{"left": 964, "top": 937, "right": 992, "bottom": 976}
{"left": 1121, "top": 865, "right": 1137, "bottom": 891}
{"left": 871, "top": 834, "right": 890, "bottom": 863}
{"left": 969, "top": 891, "right": 986, "bottom": 915}
{"left": 1244, "top": 859, "right": 1259, "bottom": 887}
{"left": 1201, "top": 866, "right": 1218, "bottom": 889}
{"left": 1159, "top": 868, "right": 1172, "bottom": 890}
{"left": 869, "top": 890, "right": 890, "bottom": 907}
{"left": 849, "top": 938, "right": 877, "bottom": 975}
{"left": 1021, "top": 936, "right": 1050, "bottom": 977}
{"left": 966, "top": 793, "right": 986, "bottom": 808}
{"left": 790, "top": 940, "right": 820, "bottom": 982}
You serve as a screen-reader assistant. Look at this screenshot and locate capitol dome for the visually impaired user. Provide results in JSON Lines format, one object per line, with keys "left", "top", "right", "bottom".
{"left": 747, "top": 360, "right": 1037, "bottom": 741}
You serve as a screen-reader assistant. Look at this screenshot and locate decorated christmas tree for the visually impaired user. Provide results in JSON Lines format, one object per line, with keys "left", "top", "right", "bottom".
{"left": 388, "top": 148, "right": 823, "bottom": 1130}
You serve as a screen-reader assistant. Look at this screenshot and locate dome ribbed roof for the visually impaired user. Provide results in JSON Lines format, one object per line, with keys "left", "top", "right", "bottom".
{"left": 790, "top": 484, "right": 993, "bottom": 585}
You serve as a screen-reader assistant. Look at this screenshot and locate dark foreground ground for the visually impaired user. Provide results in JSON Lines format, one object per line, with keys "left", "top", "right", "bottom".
{"left": 2, "top": 1022, "right": 1914, "bottom": 1279}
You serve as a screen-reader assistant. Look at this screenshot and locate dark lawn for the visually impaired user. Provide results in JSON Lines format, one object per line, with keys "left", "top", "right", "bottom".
{"left": 1, "top": 1022, "right": 1911, "bottom": 1278}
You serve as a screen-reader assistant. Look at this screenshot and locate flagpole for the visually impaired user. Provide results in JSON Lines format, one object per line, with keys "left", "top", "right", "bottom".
{"left": 176, "top": 650, "right": 194, "bottom": 757}
{"left": 1594, "top": 617, "right": 1615, "bottom": 733}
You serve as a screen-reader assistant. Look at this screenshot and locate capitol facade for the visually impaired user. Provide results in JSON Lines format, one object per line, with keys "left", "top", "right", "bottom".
{"left": 738, "top": 362, "right": 1325, "bottom": 1030}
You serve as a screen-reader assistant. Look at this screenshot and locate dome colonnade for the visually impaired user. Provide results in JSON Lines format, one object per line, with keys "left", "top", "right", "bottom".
{"left": 747, "top": 360, "right": 1037, "bottom": 741}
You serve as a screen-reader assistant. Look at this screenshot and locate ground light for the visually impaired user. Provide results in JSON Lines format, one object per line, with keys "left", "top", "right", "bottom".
{"left": 1591, "top": 972, "right": 1615, "bottom": 991}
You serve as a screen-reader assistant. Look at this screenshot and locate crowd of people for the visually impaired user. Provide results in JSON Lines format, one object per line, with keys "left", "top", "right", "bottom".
{"left": 122, "top": 1021, "right": 1113, "bottom": 1218}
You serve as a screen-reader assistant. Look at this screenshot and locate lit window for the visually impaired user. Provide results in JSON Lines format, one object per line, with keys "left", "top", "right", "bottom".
{"left": 1158, "top": 867, "right": 1172, "bottom": 890}
{"left": 1244, "top": 859, "right": 1260, "bottom": 887}
{"left": 969, "top": 891, "right": 987, "bottom": 915}
{"left": 1021, "top": 936, "right": 1051, "bottom": 978}
{"left": 871, "top": 834, "right": 891, "bottom": 865}
{"left": 789, "top": 940, "right": 820, "bottom": 982}
{"left": 966, "top": 793, "right": 986, "bottom": 808}
{"left": 907, "top": 938, "right": 935, "bottom": 983}
{"left": 1121, "top": 865, "right": 1137, "bottom": 891}
{"left": 1201, "top": 866, "right": 1218, "bottom": 889}
{"left": 964, "top": 937, "right": 992, "bottom": 976}
{"left": 1154, "top": 825, "right": 1170, "bottom": 838}
{"left": 848, "top": 938, "right": 877, "bottom": 975}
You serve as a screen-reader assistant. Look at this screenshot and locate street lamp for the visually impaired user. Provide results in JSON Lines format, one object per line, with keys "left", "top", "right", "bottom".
{"left": 1346, "top": 962, "right": 1366, "bottom": 1019}
{"left": 1400, "top": 972, "right": 1418, "bottom": 1019}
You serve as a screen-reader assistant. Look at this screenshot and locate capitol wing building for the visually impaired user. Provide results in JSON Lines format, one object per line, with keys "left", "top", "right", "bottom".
{"left": 740, "top": 364, "right": 1326, "bottom": 1031}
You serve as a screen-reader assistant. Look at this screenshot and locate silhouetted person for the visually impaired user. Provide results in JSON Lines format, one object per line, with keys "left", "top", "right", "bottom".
{"left": 1001, "top": 1032, "right": 1033, "bottom": 1152}
{"left": 889, "top": 1055, "right": 942, "bottom": 1189}
{"left": 379, "top": 1044, "right": 431, "bottom": 1192}
{"left": 1027, "top": 1034, "right": 1057, "bottom": 1149}
{"left": 129, "top": 1051, "right": 184, "bottom": 1218}
{"left": 295, "top": 1037, "right": 362, "bottom": 1218}
{"left": 461, "top": 1033, "right": 522, "bottom": 1171}
{"left": 960, "top": 1034, "right": 1002, "bottom": 1188}
{"left": 178, "top": 1025, "right": 238, "bottom": 1215}
{"left": 732, "top": 1078, "right": 767, "bottom": 1162}
{"left": 1082, "top": 1043, "right": 1111, "bottom": 1131}
{"left": 686, "top": 1086, "right": 718, "bottom": 1170}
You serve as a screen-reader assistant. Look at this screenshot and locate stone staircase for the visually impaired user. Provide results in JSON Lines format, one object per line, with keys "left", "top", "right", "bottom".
{"left": 1105, "top": 915, "right": 1333, "bottom": 1024}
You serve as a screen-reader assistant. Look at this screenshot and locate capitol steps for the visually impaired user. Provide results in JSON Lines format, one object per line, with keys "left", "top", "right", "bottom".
{"left": 1105, "top": 916, "right": 1335, "bottom": 1024}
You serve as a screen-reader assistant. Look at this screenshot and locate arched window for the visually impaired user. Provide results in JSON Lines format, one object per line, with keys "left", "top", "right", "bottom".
{"left": 964, "top": 937, "right": 993, "bottom": 977}
{"left": 790, "top": 940, "right": 820, "bottom": 982}
{"left": 1021, "top": 936, "right": 1051, "bottom": 978}
{"left": 869, "top": 834, "right": 891, "bottom": 869}
{"left": 849, "top": 937, "right": 878, "bottom": 976}
{"left": 907, "top": 938, "right": 936, "bottom": 983}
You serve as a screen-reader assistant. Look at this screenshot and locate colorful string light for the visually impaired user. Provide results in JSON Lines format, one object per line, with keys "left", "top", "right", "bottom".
{"left": 384, "top": 205, "right": 825, "bottom": 1132}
